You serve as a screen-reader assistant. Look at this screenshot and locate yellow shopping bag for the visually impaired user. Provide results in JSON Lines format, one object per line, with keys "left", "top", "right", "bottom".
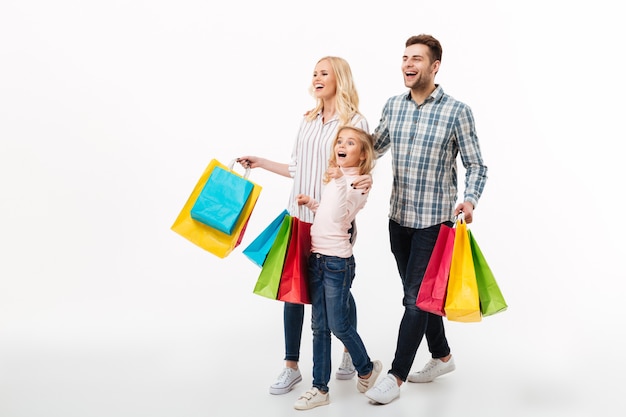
{"left": 171, "top": 159, "right": 262, "bottom": 258}
{"left": 444, "top": 216, "right": 481, "bottom": 322}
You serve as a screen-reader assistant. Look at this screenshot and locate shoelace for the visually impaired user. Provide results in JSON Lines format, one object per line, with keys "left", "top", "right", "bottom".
{"left": 377, "top": 375, "right": 397, "bottom": 393}
{"left": 277, "top": 368, "right": 295, "bottom": 384}
{"left": 419, "top": 359, "right": 439, "bottom": 374}
{"left": 339, "top": 353, "right": 353, "bottom": 369}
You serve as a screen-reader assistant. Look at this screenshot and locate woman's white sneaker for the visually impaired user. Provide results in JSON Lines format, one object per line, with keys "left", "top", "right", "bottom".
{"left": 269, "top": 367, "right": 302, "bottom": 395}
{"left": 335, "top": 351, "right": 356, "bottom": 380}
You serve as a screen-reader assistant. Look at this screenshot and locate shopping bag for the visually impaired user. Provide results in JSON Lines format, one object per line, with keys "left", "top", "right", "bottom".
{"left": 190, "top": 162, "right": 254, "bottom": 235}
{"left": 416, "top": 223, "right": 455, "bottom": 316}
{"left": 277, "top": 217, "right": 312, "bottom": 304}
{"left": 469, "top": 230, "right": 508, "bottom": 317}
{"left": 171, "top": 159, "right": 261, "bottom": 258}
{"left": 242, "top": 209, "right": 290, "bottom": 267}
{"left": 444, "top": 217, "right": 481, "bottom": 323}
{"left": 252, "top": 214, "right": 292, "bottom": 300}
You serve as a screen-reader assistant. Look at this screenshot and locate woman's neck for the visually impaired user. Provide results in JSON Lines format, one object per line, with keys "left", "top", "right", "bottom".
{"left": 322, "top": 99, "right": 336, "bottom": 123}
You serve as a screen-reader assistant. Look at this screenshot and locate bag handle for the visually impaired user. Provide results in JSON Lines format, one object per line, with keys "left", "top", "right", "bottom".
{"left": 228, "top": 159, "right": 251, "bottom": 179}
{"left": 454, "top": 211, "right": 465, "bottom": 227}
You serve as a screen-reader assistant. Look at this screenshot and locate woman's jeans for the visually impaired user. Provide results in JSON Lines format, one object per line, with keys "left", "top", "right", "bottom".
{"left": 388, "top": 220, "right": 452, "bottom": 382}
{"left": 308, "top": 253, "right": 372, "bottom": 393}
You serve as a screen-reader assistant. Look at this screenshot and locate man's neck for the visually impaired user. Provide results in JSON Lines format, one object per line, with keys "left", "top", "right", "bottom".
{"left": 410, "top": 84, "right": 437, "bottom": 105}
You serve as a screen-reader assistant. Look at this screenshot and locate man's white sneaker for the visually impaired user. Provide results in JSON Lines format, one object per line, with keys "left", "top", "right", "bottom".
{"left": 269, "top": 367, "right": 302, "bottom": 395}
{"left": 365, "top": 373, "right": 400, "bottom": 405}
{"left": 407, "top": 357, "right": 456, "bottom": 383}
{"left": 357, "top": 360, "right": 382, "bottom": 393}
{"left": 294, "top": 387, "right": 329, "bottom": 410}
{"left": 335, "top": 351, "right": 356, "bottom": 380}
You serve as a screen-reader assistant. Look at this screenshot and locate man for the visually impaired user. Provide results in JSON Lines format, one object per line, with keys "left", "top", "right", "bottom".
{"left": 365, "top": 34, "right": 488, "bottom": 405}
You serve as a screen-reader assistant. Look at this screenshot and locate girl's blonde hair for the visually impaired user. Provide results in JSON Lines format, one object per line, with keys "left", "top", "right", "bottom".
{"left": 324, "top": 126, "right": 376, "bottom": 184}
{"left": 305, "top": 56, "right": 363, "bottom": 126}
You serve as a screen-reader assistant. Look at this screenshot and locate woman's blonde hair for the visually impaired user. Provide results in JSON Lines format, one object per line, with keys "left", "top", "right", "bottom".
{"left": 324, "top": 126, "right": 376, "bottom": 183}
{"left": 306, "top": 56, "right": 362, "bottom": 126}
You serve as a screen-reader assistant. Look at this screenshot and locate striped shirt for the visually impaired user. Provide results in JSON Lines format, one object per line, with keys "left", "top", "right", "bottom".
{"left": 373, "top": 85, "right": 487, "bottom": 229}
{"left": 287, "top": 112, "right": 369, "bottom": 223}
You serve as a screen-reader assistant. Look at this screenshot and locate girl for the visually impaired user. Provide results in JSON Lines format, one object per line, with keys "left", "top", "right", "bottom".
{"left": 293, "top": 126, "right": 381, "bottom": 410}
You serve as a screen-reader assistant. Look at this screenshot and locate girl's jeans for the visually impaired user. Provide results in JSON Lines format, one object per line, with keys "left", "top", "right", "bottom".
{"left": 308, "top": 253, "right": 373, "bottom": 393}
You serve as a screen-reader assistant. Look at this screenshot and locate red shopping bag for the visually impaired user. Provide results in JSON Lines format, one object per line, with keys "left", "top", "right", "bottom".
{"left": 416, "top": 223, "right": 455, "bottom": 316}
{"left": 277, "top": 217, "right": 312, "bottom": 304}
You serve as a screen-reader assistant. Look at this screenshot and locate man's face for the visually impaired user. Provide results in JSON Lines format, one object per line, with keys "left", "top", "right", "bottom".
{"left": 401, "top": 43, "right": 438, "bottom": 90}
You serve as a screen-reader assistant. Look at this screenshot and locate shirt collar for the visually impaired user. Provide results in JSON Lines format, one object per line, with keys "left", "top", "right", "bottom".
{"left": 403, "top": 84, "right": 443, "bottom": 103}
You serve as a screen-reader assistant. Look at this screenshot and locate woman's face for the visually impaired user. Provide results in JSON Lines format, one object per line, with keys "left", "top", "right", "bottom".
{"left": 312, "top": 59, "right": 337, "bottom": 100}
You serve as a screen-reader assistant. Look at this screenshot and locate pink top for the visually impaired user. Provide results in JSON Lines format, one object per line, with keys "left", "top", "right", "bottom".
{"left": 304, "top": 167, "right": 368, "bottom": 258}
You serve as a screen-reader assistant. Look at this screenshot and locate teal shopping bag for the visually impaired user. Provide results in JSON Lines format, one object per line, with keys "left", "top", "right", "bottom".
{"left": 190, "top": 161, "right": 254, "bottom": 235}
{"left": 253, "top": 214, "right": 292, "bottom": 300}
{"left": 243, "top": 210, "right": 289, "bottom": 267}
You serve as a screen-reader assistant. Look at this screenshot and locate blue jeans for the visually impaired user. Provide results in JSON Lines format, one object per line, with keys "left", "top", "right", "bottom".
{"left": 283, "top": 295, "right": 357, "bottom": 362}
{"left": 309, "top": 253, "right": 373, "bottom": 393}
{"left": 388, "top": 220, "right": 452, "bottom": 382}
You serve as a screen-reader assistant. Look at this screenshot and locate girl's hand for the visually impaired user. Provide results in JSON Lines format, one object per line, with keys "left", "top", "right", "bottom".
{"left": 296, "top": 194, "right": 310, "bottom": 206}
{"left": 326, "top": 166, "right": 343, "bottom": 179}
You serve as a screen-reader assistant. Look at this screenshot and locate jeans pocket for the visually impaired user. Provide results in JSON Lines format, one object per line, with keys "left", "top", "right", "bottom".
{"left": 323, "top": 257, "right": 347, "bottom": 274}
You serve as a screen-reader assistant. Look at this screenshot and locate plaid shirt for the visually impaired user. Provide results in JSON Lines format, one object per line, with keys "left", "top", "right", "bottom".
{"left": 373, "top": 85, "right": 488, "bottom": 229}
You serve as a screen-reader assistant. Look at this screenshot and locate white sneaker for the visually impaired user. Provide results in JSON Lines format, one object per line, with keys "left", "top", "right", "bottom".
{"left": 357, "top": 360, "right": 382, "bottom": 393}
{"left": 294, "top": 387, "right": 329, "bottom": 410}
{"left": 407, "top": 357, "right": 456, "bottom": 383}
{"left": 365, "top": 373, "right": 400, "bottom": 405}
{"left": 335, "top": 351, "right": 356, "bottom": 380}
{"left": 269, "top": 367, "right": 302, "bottom": 395}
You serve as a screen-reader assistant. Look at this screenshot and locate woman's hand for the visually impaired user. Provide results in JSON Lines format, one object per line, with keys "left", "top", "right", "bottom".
{"left": 236, "top": 156, "right": 263, "bottom": 169}
{"left": 351, "top": 174, "right": 372, "bottom": 194}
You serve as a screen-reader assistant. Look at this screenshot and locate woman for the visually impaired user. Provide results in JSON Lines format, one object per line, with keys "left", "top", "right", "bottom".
{"left": 238, "top": 56, "right": 371, "bottom": 395}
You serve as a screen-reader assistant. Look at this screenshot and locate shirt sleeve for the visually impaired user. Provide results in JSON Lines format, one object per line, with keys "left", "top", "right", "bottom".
{"left": 373, "top": 100, "right": 392, "bottom": 158}
{"left": 456, "top": 105, "right": 488, "bottom": 207}
{"left": 288, "top": 118, "right": 306, "bottom": 179}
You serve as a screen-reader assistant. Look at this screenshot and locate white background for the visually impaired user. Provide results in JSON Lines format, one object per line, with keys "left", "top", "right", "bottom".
{"left": 1, "top": 1, "right": 624, "bottom": 416}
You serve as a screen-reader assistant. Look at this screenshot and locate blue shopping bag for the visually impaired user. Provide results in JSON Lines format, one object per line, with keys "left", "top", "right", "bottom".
{"left": 171, "top": 158, "right": 261, "bottom": 258}
{"left": 243, "top": 209, "right": 289, "bottom": 267}
{"left": 190, "top": 160, "right": 254, "bottom": 235}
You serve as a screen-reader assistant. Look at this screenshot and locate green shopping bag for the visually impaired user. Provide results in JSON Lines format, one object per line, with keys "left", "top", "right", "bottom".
{"left": 468, "top": 230, "right": 507, "bottom": 316}
{"left": 252, "top": 214, "right": 292, "bottom": 300}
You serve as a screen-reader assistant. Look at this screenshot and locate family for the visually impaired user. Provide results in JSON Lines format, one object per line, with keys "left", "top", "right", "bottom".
{"left": 237, "top": 33, "right": 488, "bottom": 410}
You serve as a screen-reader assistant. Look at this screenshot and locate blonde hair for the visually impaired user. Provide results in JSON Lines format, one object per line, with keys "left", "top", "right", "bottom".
{"left": 305, "top": 56, "right": 363, "bottom": 126}
{"left": 324, "top": 126, "right": 376, "bottom": 184}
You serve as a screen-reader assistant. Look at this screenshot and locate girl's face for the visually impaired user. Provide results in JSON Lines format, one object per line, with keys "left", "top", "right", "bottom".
{"left": 334, "top": 129, "right": 364, "bottom": 168}
{"left": 312, "top": 59, "right": 337, "bottom": 100}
